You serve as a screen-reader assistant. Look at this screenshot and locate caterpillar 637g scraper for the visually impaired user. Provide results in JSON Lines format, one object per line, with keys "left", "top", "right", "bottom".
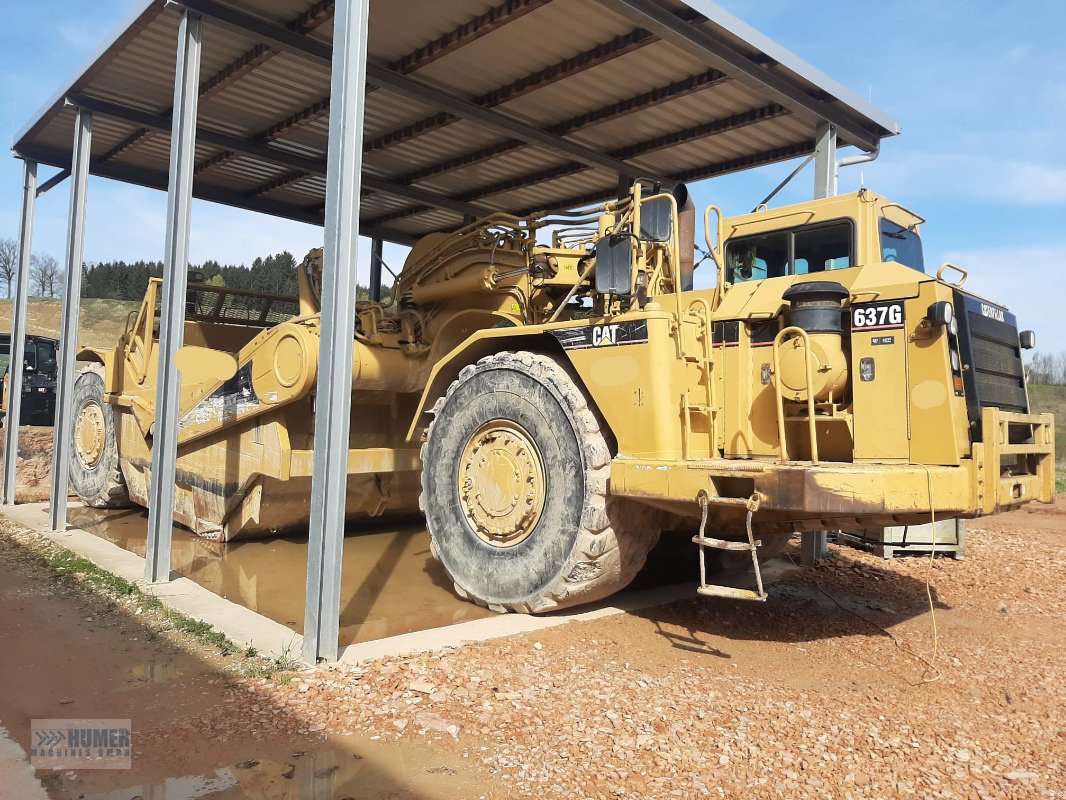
{"left": 70, "top": 181, "right": 1055, "bottom": 612}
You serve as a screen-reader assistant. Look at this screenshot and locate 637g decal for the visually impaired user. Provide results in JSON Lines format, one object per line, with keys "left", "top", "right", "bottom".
{"left": 851, "top": 301, "right": 905, "bottom": 332}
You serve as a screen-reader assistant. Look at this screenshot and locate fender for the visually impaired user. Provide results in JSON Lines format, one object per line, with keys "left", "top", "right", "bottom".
{"left": 405, "top": 325, "right": 566, "bottom": 442}
{"left": 75, "top": 347, "right": 121, "bottom": 392}
{"left": 404, "top": 313, "right": 665, "bottom": 444}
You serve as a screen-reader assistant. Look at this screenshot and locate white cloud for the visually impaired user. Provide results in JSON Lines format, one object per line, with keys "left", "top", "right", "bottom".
{"left": 855, "top": 151, "right": 1066, "bottom": 206}
{"left": 940, "top": 245, "right": 1064, "bottom": 352}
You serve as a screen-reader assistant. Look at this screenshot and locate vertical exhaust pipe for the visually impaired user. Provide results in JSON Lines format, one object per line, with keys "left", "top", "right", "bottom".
{"left": 675, "top": 184, "right": 696, "bottom": 292}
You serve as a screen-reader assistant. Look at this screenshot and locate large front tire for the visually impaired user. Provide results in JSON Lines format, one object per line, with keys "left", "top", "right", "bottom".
{"left": 69, "top": 364, "right": 129, "bottom": 508}
{"left": 421, "top": 352, "right": 660, "bottom": 613}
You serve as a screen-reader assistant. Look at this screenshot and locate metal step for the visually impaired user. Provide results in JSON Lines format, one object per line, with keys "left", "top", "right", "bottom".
{"left": 696, "top": 585, "right": 767, "bottom": 602}
{"left": 694, "top": 490, "right": 769, "bottom": 602}
{"left": 692, "top": 535, "right": 762, "bottom": 551}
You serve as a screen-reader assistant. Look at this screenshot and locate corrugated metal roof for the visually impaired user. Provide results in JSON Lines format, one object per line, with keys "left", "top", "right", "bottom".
{"left": 12, "top": 0, "right": 899, "bottom": 245}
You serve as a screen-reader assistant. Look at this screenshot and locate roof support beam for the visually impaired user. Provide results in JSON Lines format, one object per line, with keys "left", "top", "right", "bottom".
{"left": 362, "top": 23, "right": 667, "bottom": 154}
{"left": 169, "top": 0, "right": 661, "bottom": 179}
{"left": 391, "top": 67, "right": 730, "bottom": 188}
{"left": 368, "top": 103, "right": 786, "bottom": 226}
{"left": 35, "top": 167, "right": 70, "bottom": 197}
{"left": 511, "top": 141, "right": 816, "bottom": 216}
{"left": 203, "top": 0, "right": 547, "bottom": 179}
{"left": 169, "top": 0, "right": 333, "bottom": 62}
{"left": 594, "top": 0, "right": 879, "bottom": 150}
{"left": 14, "top": 142, "right": 419, "bottom": 245}
{"left": 67, "top": 92, "right": 328, "bottom": 173}
{"left": 17, "top": 142, "right": 323, "bottom": 223}
{"left": 364, "top": 63, "right": 656, "bottom": 178}
{"left": 362, "top": 175, "right": 487, "bottom": 218}
{"left": 63, "top": 93, "right": 481, "bottom": 218}
{"left": 391, "top": 0, "right": 554, "bottom": 74}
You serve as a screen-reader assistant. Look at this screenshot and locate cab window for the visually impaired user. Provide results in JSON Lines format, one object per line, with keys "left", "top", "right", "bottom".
{"left": 725, "top": 231, "right": 788, "bottom": 282}
{"left": 793, "top": 222, "right": 852, "bottom": 274}
{"left": 726, "top": 219, "right": 853, "bottom": 283}
{"left": 880, "top": 218, "right": 925, "bottom": 272}
{"left": 35, "top": 342, "right": 57, "bottom": 374}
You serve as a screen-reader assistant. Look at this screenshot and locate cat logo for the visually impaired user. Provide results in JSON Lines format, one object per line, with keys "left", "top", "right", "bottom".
{"left": 980, "top": 303, "right": 1005, "bottom": 322}
{"left": 550, "top": 320, "right": 649, "bottom": 350}
{"left": 592, "top": 324, "right": 621, "bottom": 346}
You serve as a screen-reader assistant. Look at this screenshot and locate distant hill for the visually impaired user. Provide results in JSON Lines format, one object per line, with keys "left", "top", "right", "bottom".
{"left": 1029, "top": 384, "right": 1065, "bottom": 492}
{"left": 0, "top": 297, "right": 138, "bottom": 350}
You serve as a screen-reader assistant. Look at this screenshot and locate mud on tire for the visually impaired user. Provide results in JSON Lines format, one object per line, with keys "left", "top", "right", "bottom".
{"left": 420, "top": 351, "right": 661, "bottom": 613}
{"left": 69, "top": 364, "right": 129, "bottom": 508}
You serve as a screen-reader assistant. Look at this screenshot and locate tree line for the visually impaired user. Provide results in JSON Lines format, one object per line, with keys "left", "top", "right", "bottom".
{"left": 0, "top": 237, "right": 391, "bottom": 303}
{"left": 0, "top": 238, "right": 63, "bottom": 298}
{"left": 80, "top": 251, "right": 302, "bottom": 300}
{"left": 1027, "top": 352, "right": 1066, "bottom": 386}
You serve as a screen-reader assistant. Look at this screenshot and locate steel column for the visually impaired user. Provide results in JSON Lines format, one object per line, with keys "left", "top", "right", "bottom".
{"left": 813, "top": 122, "right": 837, "bottom": 199}
{"left": 800, "top": 531, "right": 828, "bottom": 566}
{"left": 369, "top": 238, "right": 383, "bottom": 302}
{"left": 144, "top": 9, "right": 204, "bottom": 583}
{"left": 302, "top": 0, "right": 371, "bottom": 663}
{"left": 2, "top": 161, "right": 37, "bottom": 505}
{"left": 48, "top": 110, "right": 92, "bottom": 531}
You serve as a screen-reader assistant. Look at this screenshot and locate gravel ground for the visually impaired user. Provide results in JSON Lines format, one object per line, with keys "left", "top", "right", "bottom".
{"left": 174, "top": 501, "right": 1066, "bottom": 800}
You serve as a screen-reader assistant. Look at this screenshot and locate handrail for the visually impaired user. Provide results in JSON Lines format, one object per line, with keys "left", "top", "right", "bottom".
{"left": 936, "top": 262, "right": 968, "bottom": 287}
{"left": 772, "top": 326, "right": 819, "bottom": 465}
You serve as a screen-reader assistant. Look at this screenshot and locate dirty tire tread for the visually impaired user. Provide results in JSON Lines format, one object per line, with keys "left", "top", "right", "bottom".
{"left": 421, "top": 351, "right": 660, "bottom": 614}
{"left": 68, "top": 364, "right": 129, "bottom": 508}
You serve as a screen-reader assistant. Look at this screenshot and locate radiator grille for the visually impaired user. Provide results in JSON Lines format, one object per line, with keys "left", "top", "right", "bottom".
{"left": 965, "top": 311, "right": 1028, "bottom": 413}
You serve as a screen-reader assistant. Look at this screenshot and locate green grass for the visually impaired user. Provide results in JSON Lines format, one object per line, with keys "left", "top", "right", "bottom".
{"left": 19, "top": 525, "right": 301, "bottom": 673}
{"left": 1029, "top": 383, "right": 1064, "bottom": 465}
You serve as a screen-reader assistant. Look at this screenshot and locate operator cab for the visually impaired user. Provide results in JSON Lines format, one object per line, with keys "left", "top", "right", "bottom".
{"left": 717, "top": 190, "right": 926, "bottom": 286}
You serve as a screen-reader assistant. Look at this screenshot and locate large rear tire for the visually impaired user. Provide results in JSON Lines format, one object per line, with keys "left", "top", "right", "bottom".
{"left": 69, "top": 364, "right": 129, "bottom": 508}
{"left": 421, "top": 351, "right": 660, "bottom": 613}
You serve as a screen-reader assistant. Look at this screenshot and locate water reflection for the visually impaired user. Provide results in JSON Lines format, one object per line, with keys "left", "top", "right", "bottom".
{"left": 78, "top": 743, "right": 481, "bottom": 800}
{"left": 67, "top": 507, "right": 494, "bottom": 645}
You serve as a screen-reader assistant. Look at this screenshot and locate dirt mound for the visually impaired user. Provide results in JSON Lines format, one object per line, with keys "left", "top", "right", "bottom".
{"left": 0, "top": 426, "right": 58, "bottom": 502}
{"left": 0, "top": 297, "right": 136, "bottom": 350}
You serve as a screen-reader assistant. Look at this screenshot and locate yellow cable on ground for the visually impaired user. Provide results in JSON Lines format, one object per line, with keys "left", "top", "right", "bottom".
{"left": 788, "top": 464, "right": 943, "bottom": 685}
{"left": 914, "top": 463, "right": 942, "bottom": 684}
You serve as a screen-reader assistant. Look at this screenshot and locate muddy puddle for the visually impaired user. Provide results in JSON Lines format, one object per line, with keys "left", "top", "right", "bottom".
{"left": 74, "top": 740, "right": 489, "bottom": 800}
{"left": 67, "top": 507, "right": 495, "bottom": 645}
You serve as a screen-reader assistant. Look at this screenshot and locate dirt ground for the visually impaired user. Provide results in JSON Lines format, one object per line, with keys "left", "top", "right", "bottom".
{"left": 0, "top": 498, "right": 1063, "bottom": 799}
{"left": 0, "top": 427, "right": 56, "bottom": 502}
{"left": 0, "top": 297, "right": 139, "bottom": 350}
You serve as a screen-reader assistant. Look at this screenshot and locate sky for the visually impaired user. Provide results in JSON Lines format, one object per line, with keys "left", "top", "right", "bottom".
{"left": 0, "top": 0, "right": 1064, "bottom": 349}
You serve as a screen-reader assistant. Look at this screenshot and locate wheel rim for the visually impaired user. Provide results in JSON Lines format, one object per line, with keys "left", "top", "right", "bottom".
{"left": 74, "top": 401, "right": 107, "bottom": 469}
{"left": 457, "top": 419, "right": 546, "bottom": 548}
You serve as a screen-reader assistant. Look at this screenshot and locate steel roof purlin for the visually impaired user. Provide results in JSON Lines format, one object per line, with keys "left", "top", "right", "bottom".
{"left": 11, "top": 0, "right": 901, "bottom": 244}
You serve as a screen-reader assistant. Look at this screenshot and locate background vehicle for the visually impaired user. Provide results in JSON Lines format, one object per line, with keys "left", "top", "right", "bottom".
{"left": 69, "top": 182, "right": 1055, "bottom": 612}
{"left": 0, "top": 334, "right": 59, "bottom": 426}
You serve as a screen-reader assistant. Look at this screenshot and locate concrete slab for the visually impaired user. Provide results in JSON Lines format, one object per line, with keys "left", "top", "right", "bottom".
{"left": 0, "top": 720, "right": 49, "bottom": 800}
{"left": 1, "top": 502, "right": 696, "bottom": 667}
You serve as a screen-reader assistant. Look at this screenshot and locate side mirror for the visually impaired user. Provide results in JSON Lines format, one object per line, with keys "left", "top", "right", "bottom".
{"left": 594, "top": 235, "right": 635, "bottom": 296}
{"left": 639, "top": 196, "right": 674, "bottom": 242}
